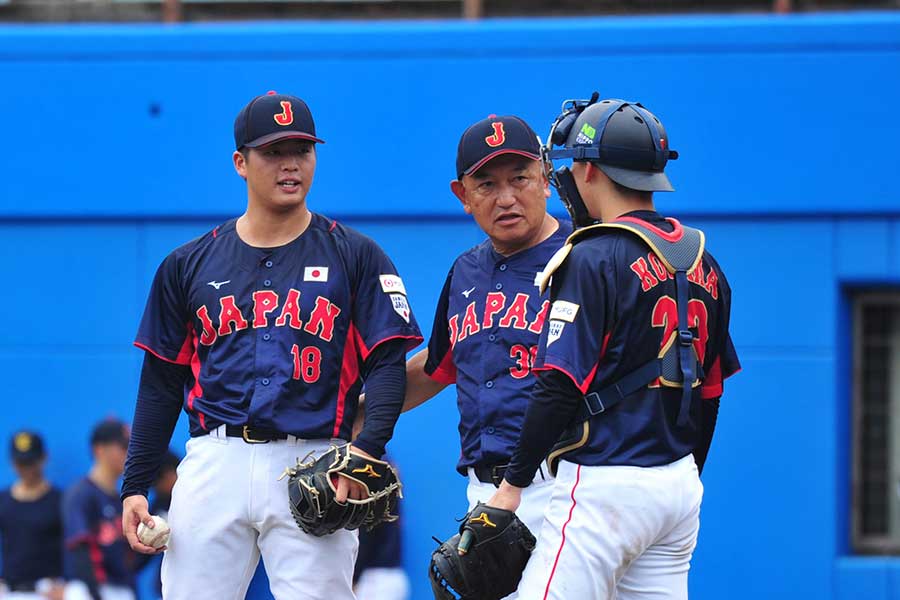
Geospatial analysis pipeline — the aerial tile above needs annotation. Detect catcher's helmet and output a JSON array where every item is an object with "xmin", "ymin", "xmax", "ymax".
[{"xmin": 548, "ymin": 98, "xmax": 678, "ymax": 193}]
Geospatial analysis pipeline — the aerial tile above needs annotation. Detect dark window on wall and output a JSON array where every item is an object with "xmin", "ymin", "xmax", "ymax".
[{"xmin": 853, "ymin": 294, "xmax": 900, "ymax": 553}]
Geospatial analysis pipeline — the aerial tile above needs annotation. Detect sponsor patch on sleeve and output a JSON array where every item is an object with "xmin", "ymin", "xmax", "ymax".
[
  {"xmin": 379, "ymin": 274, "xmax": 407, "ymax": 295},
  {"xmin": 390, "ymin": 293, "xmax": 411, "ymax": 323},
  {"xmin": 547, "ymin": 320, "xmax": 565, "ymax": 347},
  {"xmin": 549, "ymin": 300, "xmax": 580, "ymax": 323}
]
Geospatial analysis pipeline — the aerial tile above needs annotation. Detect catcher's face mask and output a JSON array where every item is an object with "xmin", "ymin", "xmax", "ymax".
[
  {"xmin": 543, "ymin": 92, "xmax": 601, "ymax": 229},
  {"xmin": 544, "ymin": 92, "xmax": 680, "ymax": 228}
]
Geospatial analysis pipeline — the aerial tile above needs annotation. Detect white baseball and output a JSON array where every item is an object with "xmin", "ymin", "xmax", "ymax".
[{"xmin": 137, "ymin": 515, "xmax": 170, "ymax": 549}]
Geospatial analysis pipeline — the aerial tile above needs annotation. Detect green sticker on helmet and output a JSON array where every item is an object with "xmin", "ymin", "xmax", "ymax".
[{"xmin": 580, "ymin": 123, "xmax": 597, "ymax": 141}]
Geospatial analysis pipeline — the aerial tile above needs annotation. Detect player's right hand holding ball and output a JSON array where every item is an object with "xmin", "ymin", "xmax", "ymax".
[{"xmin": 122, "ymin": 495, "xmax": 167, "ymax": 554}]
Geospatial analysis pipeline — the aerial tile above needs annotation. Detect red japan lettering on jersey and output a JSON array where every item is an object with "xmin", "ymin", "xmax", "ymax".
[
  {"xmin": 457, "ymin": 302, "xmax": 481, "ymax": 342},
  {"xmin": 274, "ymin": 101, "xmax": 294, "ymax": 126},
  {"xmin": 252, "ymin": 290, "xmax": 279, "ymax": 328},
  {"xmin": 218, "ymin": 296, "xmax": 249, "ymax": 336},
  {"xmin": 275, "ymin": 289, "xmax": 303, "ymax": 328},
  {"xmin": 197, "ymin": 289, "xmax": 341, "ymax": 344},
  {"xmin": 448, "ymin": 314, "xmax": 460, "ymax": 348},
  {"xmin": 483, "ymin": 292, "xmax": 506, "ymax": 328},
  {"xmin": 498, "ymin": 293, "xmax": 530, "ymax": 330},
  {"xmin": 197, "ymin": 305, "xmax": 217, "ymax": 345},
  {"xmin": 451, "ymin": 292, "xmax": 546, "ymax": 343},
  {"xmin": 528, "ymin": 300, "xmax": 550, "ymax": 334},
  {"xmin": 303, "ymin": 296, "xmax": 341, "ymax": 342},
  {"xmin": 484, "ymin": 122, "xmax": 506, "ymax": 147}
]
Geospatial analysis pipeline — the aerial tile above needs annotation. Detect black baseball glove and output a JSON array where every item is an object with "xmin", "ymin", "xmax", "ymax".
[
  {"xmin": 429, "ymin": 502, "xmax": 536, "ymax": 600},
  {"xmin": 282, "ymin": 443, "xmax": 402, "ymax": 537}
]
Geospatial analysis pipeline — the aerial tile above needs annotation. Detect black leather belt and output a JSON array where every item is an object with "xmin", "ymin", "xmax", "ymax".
[
  {"xmin": 224, "ymin": 425, "xmax": 289, "ymax": 444},
  {"xmin": 473, "ymin": 463, "xmax": 510, "ymax": 487},
  {"xmin": 473, "ymin": 462, "xmax": 547, "ymax": 487}
]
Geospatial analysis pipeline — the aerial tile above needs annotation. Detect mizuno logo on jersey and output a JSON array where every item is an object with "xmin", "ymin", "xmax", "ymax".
[
  {"xmin": 448, "ymin": 292, "xmax": 549, "ymax": 347},
  {"xmin": 194, "ymin": 289, "xmax": 342, "ymax": 346},
  {"xmin": 304, "ymin": 267, "xmax": 329, "ymax": 282},
  {"xmin": 207, "ymin": 280, "xmax": 231, "ymax": 290},
  {"xmin": 462, "ymin": 286, "xmax": 476, "ymax": 298}
]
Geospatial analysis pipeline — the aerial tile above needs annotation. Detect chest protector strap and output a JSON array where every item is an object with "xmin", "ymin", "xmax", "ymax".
[{"xmin": 542, "ymin": 219, "xmax": 705, "ymax": 429}]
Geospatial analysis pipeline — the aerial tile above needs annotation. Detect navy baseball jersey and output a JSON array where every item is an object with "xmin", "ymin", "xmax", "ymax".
[
  {"xmin": 425, "ymin": 222, "xmax": 572, "ymax": 473},
  {"xmin": 63, "ymin": 478, "xmax": 134, "ymax": 587},
  {"xmin": 536, "ymin": 212, "xmax": 740, "ymax": 466},
  {"xmin": 0, "ymin": 487, "xmax": 63, "ymax": 586},
  {"xmin": 135, "ymin": 214, "xmax": 423, "ymax": 440}
]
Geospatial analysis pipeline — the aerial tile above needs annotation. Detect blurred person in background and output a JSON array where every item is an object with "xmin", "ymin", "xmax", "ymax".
[
  {"xmin": 62, "ymin": 420, "xmax": 135, "ymax": 600},
  {"xmin": 0, "ymin": 431, "xmax": 64, "ymax": 599}
]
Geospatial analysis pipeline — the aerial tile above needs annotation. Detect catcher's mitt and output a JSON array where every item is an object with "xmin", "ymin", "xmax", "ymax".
[
  {"xmin": 282, "ymin": 443, "xmax": 402, "ymax": 537},
  {"xmin": 429, "ymin": 502, "xmax": 536, "ymax": 600}
]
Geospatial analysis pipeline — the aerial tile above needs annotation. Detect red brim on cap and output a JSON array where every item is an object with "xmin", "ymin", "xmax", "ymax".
[
  {"xmin": 463, "ymin": 149, "xmax": 541, "ymax": 177},
  {"xmin": 245, "ymin": 131, "xmax": 325, "ymax": 148}
]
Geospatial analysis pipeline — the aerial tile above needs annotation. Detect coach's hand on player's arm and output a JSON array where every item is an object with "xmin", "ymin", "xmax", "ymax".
[
  {"xmin": 122, "ymin": 495, "xmax": 166, "ymax": 555},
  {"xmin": 334, "ymin": 446, "xmax": 379, "ymax": 504},
  {"xmin": 486, "ymin": 480, "xmax": 524, "ymax": 513}
]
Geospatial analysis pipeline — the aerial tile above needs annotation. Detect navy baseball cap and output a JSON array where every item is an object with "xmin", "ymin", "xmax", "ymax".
[
  {"xmin": 10, "ymin": 430, "xmax": 45, "ymax": 465},
  {"xmin": 234, "ymin": 91, "xmax": 325, "ymax": 150},
  {"xmin": 90, "ymin": 419, "xmax": 129, "ymax": 448},
  {"xmin": 456, "ymin": 115, "xmax": 541, "ymax": 179}
]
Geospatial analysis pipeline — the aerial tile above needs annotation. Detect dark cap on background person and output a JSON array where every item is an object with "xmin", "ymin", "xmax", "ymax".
[
  {"xmin": 9, "ymin": 430, "xmax": 45, "ymax": 465},
  {"xmin": 455, "ymin": 114, "xmax": 541, "ymax": 179},
  {"xmin": 234, "ymin": 91, "xmax": 325, "ymax": 150},
  {"xmin": 90, "ymin": 419, "xmax": 130, "ymax": 448}
]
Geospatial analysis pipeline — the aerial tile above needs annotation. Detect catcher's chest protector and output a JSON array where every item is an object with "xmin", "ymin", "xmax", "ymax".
[{"xmin": 542, "ymin": 219, "xmax": 706, "ymax": 431}]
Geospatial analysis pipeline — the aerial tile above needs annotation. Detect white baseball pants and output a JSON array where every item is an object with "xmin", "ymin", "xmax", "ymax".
[
  {"xmin": 160, "ymin": 429, "xmax": 358, "ymax": 600},
  {"xmin": 517, "ymin": 454, "xmax": 703, "ymax": 600}
]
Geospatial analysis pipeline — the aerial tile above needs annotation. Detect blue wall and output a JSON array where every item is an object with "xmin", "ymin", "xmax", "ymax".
[{"xmin": 1, "ymin": 11, "xmax": 899, "ymax": 600}]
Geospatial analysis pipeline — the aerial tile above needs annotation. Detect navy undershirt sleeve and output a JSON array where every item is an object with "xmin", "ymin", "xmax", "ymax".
[
  {"xmin": 121, "ymin": 354, "xmax": 189, "ymax": 501},
  {"xmin": 353, "ymin": 339, "xmax": 407, "ymax": 458},
  {"xmin": 504, "ymin": 369, "xmax": 581, "ymax": 488},
  {"xmin": 693, "ymin": 396, "xmax": 720, "ymax": 475}
]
